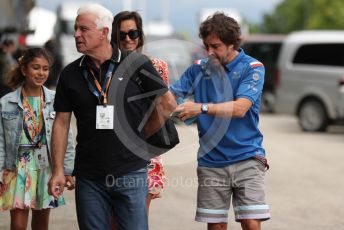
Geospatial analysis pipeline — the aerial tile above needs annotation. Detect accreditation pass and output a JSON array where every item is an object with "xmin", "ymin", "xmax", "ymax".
[{"xmin": 96, "ymin": 105, "xmax": 114, "ymax": 129}]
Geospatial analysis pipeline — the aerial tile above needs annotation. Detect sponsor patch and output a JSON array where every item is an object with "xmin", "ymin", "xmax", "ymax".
[
  {"xmin": 232, "ymin": 71, "xmax": 241, "ymax": 79},
  {"xmin": 252, "ymin": 73, "xmax": 260, "ymax": 81}
]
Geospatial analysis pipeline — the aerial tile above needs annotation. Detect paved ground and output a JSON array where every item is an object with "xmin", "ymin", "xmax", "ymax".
[{"xmin": 1, "ymin": 113, "xmax": 344, "ymax": 229}]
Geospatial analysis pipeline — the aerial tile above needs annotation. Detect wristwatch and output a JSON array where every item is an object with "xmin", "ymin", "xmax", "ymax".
[{"xmin": 201, "ymin": 104, "xmax": 209, "ymax": 114}]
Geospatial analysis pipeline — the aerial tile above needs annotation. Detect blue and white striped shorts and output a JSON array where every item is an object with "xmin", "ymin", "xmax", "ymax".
[{"xmin": 195, "ymin": 158, "xmax": 270, "ymax": 223}]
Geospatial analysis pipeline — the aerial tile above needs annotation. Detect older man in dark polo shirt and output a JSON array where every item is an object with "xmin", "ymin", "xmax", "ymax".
[{"xmin": 48, "ymin": 4, "xmax": 176, "ymax": 230}]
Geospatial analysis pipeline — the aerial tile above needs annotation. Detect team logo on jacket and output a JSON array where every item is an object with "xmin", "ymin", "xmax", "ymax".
[{"xmin": 252, "ymin": 73, "xmax": 260, "ymax": 81}]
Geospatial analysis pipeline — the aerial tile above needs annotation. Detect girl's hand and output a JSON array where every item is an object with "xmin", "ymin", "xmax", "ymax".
[
  {"xmin": 65, "ymin": 175, "xmax": 75, "ymax": 190},
  {"xmin": 150, "ymin": 193, "xmax": 161, "ymax": 199}
]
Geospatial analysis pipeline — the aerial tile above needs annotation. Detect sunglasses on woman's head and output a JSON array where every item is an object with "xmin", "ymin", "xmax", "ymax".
[{"xmin": 119, "ymin": 30, "xmax": 140, "ymax": 41}]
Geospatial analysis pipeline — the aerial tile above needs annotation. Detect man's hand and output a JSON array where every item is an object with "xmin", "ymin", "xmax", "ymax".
[
  {"xmin": 174, "ymin": 101, "xmax": 201, "ymax": 122},
  {"xmin": 144, "ymin": 91, "xmax": 176, "ymax": 137},
  {"xmin": 48, "ymin": 169, "xmax": 66, "ymax": 198},
  {"xmin": 65, "ymin": 175, "xmax": 75, "ymax": 190},
  {"xmin": 49, "ymin": 111, "xmax": 72, "ymax": 197}
]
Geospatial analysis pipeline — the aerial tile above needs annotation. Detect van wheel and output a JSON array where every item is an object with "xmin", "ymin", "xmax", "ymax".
[
  {"xmin": 261, "ymin": 91, "xmax": 276, "ymax": 113},
  {"xmin": 298, "ymin": 99, "xmax": 328, "ymax": 132}
]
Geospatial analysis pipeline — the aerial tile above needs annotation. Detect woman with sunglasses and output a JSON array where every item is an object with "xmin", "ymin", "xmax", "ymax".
[{"xmin": 111, "ymin": 10, "xmax": 168, "ymax": 221}]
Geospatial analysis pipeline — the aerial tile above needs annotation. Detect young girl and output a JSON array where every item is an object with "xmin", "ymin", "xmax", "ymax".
[{"xmin": 0, "ymin": 48, "xmax": 75, "ymax": 230}]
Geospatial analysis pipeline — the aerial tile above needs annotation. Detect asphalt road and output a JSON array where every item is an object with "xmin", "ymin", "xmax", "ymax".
[{"xmin": 1, "ymin": 113, "xmax": 343, "ymax": 229}]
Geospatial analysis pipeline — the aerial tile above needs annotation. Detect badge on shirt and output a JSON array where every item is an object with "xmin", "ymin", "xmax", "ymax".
[
  {"xmin": 50, "ymin": 111, "xmax": 56, "ymax": 119},
  {"xmin": 96, "ymin": 105, "xmax": 114, "ymax": 129},
  {"xmin": 34, "ymin": 146, "xmax": 49, "ymax": 169}
]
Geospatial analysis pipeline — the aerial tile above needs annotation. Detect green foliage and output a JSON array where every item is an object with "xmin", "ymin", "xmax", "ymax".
[
  {"xmin": 261, "ymin": 0, "xmax": 344, "ymax": 34},
  {"xmin": 247, "ymin": 22, "xmax": 261, "ymax": 34}
]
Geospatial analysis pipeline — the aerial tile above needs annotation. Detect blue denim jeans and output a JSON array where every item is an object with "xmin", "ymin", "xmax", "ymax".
[{"xmin": 75, "ymin": 167, "xmax": 149, "ymax": 230}]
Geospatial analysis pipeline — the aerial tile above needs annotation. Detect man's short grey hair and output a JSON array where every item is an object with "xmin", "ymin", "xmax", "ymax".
[{"xmin": 77, "ymin": 4, "xmax": 113, "ymax": 41}]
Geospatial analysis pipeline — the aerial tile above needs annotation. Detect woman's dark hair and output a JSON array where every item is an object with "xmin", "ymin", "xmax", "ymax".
[
  {"xmin": 6, "ymin": 47, "xmax": 52, "ymax": 89},
  {"xmin": 111, "ymin": 11, "xmax": 144, "ymax": 52},
  {"xmin": 199, "ymin": 12, "xmax": 241, "ymax": 49}
]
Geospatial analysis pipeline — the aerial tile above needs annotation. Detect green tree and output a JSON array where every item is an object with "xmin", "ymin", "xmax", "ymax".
[{"xmin": 261, "ymin": 0, "xmax": 344, "ymax": 34}]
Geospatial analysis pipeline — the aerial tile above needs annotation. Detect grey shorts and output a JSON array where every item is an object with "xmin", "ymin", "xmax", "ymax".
[{"xmin": 195, "ymin": 158, "xmax": 270, "ymax": 223}]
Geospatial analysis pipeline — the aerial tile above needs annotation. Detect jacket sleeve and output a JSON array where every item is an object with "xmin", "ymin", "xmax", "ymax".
[
  {"xmin": 63, "ymin": 126, "xmax": 75, "ymax": 176},
  {"xmin": 170, "ymin": 64, "xmax": 198, "ymax": 98}
]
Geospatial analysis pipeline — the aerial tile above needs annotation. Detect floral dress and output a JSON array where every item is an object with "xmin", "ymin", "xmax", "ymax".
[
  {"xmin": 147, "ymin": 58, "xmax": 168, "ymax": 197},
  {"xmin": 0, "ymin": 96, "xmax": 65, "ymax": 211}
]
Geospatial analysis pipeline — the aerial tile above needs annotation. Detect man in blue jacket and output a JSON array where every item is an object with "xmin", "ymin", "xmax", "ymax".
[{"xmin": 170, "ymin": 12, "xmax": 270, "ymax": 230}]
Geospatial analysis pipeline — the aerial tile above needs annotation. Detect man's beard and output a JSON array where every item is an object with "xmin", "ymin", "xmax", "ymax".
[{"xmin": 204, "ymin": 56, "xmax": 226, "ymax": 78}]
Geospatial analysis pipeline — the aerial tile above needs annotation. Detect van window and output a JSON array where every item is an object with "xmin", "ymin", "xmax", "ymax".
[
  {"xmin": 293, "ymin": 44, "xmax": 344, "ymax": 66},
  {"xmin": 242, "ymin": 42, "xmax": 282, "ymax": 92},
  {"xmin": 243, "ymin": 42, "xmax": 281, "ymax": 67}
]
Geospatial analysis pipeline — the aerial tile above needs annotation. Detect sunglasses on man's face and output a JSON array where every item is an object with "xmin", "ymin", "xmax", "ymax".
[{"xmin": 119, "ymin": 30, "xmax": 140, "ymax": 41}]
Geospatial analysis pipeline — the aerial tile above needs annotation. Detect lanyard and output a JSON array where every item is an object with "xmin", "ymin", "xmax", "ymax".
[
  {"xmin": 22, "ymin": 87, "xmax": 45, "ymax": 148},
  {"xmin": 83, "ymin": 62, "xmax": 115, "ymax": 105}
]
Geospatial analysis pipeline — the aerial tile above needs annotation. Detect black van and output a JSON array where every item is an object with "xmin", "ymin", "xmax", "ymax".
[{"xmin": 241, "ymin": 34, "xmax": 285, "ymax": 112}]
